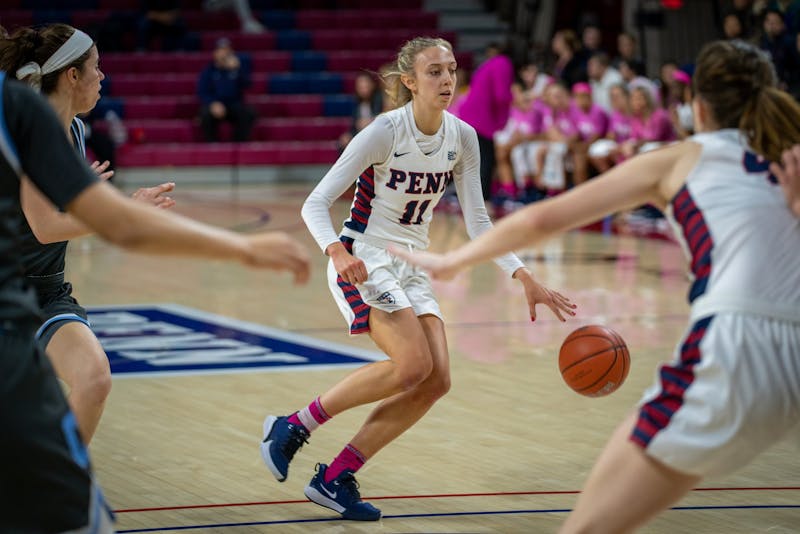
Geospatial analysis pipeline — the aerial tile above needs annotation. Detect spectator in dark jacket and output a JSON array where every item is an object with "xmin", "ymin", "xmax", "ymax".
[
  {"xmin": 758, "ymin": 9, "xmax": 800, "ymax": 95},
  {"xmin": 197, "ymin": 38, "xmax": 256, "ymax": 142}
]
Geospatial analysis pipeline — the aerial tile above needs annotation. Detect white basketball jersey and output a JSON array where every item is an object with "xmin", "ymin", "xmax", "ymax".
[
  {"xmin": 667, "ymin": 129, "xmax": 800, "ymax": 320},
  {"xmin": 340, "ymin": 103, "xmax": 461, "ymax": 250}
]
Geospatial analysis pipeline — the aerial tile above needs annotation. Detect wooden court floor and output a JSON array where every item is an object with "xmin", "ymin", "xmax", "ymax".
[{"xmin": 65, "ymin": 182, "xmax": 799, "ymax": 533}]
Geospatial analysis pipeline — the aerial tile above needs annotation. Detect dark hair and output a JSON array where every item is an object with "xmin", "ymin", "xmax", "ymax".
[
  {"xmin": 694, "ymin": 40, "xmax": 800, "ymax": 162},
  {"xmin": 589, "ymin": 51, "xmax": 610, "ymax": 66},
  {"xmin": 0, "ymin": 24, "xmax": 93, "ymax": 94}
]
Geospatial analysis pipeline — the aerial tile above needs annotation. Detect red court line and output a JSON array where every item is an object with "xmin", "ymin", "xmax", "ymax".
[{"xmin": 115, "ymin": 487, "xmax": 800, "ymax": 514}]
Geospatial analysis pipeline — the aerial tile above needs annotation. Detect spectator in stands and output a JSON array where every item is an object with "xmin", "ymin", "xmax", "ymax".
[
  {"xmin": 197, "ymin": 37, "xmax": 256, "ymax": 142},
  {"xmin": 721, "ymin": 11, "xmax": 747, "ymax": 39},
  {"xmin": 758, "ymin": 9, "xmax": 800, "ymax": 94},
  {"xmin": 658, "ymin": 59, "xmax": 679, "ymax": 108},
  {"xmin": 668, "ymin": 69, "xmax": 694, "ymax": 139},
  {"xmin": 338, "ymin": 72, "xmax": 383, "ymax": 152},
  {"xmin": 516, "ymin": 59, "xmax": 551, "ymax": 100},
  {"xmin": 578, "ymin": 24, "xmax": 603, "ymax": 68},
  {"xmin": 587, "ymin": 51, "xmax": 623, "ymax": 112},
  {"xmin": 570, "ymin": 82, "xmax": 608, "ymax": 185},
  {"xmin": 531, "ymin": 82, "xmax": 578, "ymax": 193},
  {"xmin": 617, "ymin": 57, "xmax": 647, "ymax": 84},
  {"xmin": 137, "ymin": 0, "xmax": 187, "ymax": 52},
  {"xmin": 588, "ymin": 83, "xmax": 632, "ymax": 173},
  {"xmin": 730, "ymin": 0, "xmax": 759, "ymax": 37},
  {"xmin": 614, "ymin": 31, "xmax": 646, "ymax": 77},
  {"xmin": 492, "ymin": 69, "xmax": 545, "ymax": 210},
  {"xmin": 203, "ymin": 0, "xmax": 266, "ymax": 34},
  {"xmin": 623, "ymin": 85, "xmax": 676, "ymax": 157},
  {"xmin": 551, "ymin": 29, "xmax": 587, "ymax": 89},
  {"xmin": 764, "ymin": 0, "xmax": 800, "ymax": 34},
  {"xmin": 457, "ymin": 41, "xmax": 515, "ymax": 199}
]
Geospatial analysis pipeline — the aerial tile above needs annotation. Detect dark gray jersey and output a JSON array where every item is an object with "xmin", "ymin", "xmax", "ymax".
[
  {"xmin": 0, "ymin": 73, "xmax": 97, "ymax": 321},
  {"xmin": 15, "ymin": 117, "xmax": 86, "ymax": 277}
]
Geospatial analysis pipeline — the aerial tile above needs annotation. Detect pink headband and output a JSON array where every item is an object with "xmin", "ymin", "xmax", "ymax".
[
  {"xmin": 673, "ymin": 70, "xmax": 691, "ymax": 85},
  {"xmin": 572, "ymin": 82, "xmax": 591, "ymax": 95}
]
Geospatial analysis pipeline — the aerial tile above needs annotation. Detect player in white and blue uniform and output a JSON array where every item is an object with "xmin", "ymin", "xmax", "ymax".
[
  {"xmin": 260, "ymin": 37, "xmax": 576, "ymax": 521},
  {"xmin": 391, "ymin": 40, "xmax": 800, "ymax": 533}
]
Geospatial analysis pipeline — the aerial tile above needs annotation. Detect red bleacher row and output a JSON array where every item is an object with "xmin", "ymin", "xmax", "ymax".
[
  {"xmin": 0, "ymin": 1, "xmax": 462, "ymax": 167},
  {"xmin": 113, "ymin": 141, "xmax": 339, "ymax": 167},
  {"xmin": 108, "ymin": 117, "xmax": 350, "ymax": 143}
]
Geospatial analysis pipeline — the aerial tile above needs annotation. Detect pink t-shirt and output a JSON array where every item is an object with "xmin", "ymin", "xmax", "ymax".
[
  {"xmin": 507, "ymin": 104, "xmax": 541, "ymax": 135},
  {"xmin": 629, "ymin": 108, "xmax": 676, "ymax": 142},
  {"xmin": 538, "ymin": 106, "xmax": 578, "ymax": 138},
  {"xmin": 570, "ymin": 103, "xmax": 609, "ymax": 142},
  {"xmin": 608, "ymin": 111, "xmax": 632, "ymax": 143}
]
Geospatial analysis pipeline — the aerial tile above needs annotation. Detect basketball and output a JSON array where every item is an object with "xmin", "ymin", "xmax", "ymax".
[{"xmin": 559, "ymin": 325, "xmax": 630, "ymax": 397}]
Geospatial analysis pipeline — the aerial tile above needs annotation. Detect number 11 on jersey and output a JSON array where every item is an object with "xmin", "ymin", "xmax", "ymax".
[{"xmin": 399, "ymin": 199, "xmax": 432, "ymax": 225}]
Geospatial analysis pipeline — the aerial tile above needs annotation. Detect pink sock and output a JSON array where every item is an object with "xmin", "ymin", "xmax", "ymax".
[
  {"xmin": 287, "ymin": 396, "xmax": 330, "ymax": 433},
  {"xmin": 499, "ymin": 183, "xmax": 515, "ymax": 196},
  {"xmin": 325, "ymin": 444, "xmax": 366, "ymax": 483}
]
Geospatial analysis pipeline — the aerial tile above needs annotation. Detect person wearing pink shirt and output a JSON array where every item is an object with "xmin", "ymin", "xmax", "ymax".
[
  {"xmin": 457, "ymin": 46, "xmax": 515, "ymax": 199},
  {"xmin": 491, "ymin": 62, "xmax": 552, "ymax": 210},
  {"xmin": 531, "ymin": 82, "xmax": 578, "ymax": 192},
  {"xmin": 569, "ymin": 82, "xmax": 608, "ymax": 185},
  {"xmin": 621, "ymin": 85, "xmax": 677, "ymax": 158},
  {"xmin": 589, "ymin": 83, "xmax": 633, "ymax": 172}
]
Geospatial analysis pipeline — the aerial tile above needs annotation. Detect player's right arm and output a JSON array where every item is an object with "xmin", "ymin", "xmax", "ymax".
[
  {"xmin": 300, "ymin": 116, "xmax": 392, "ymax": 285},
  {"xmin": 393, "ymin": 141, "xmax": 698, "ymax": 279},
  {"xmin": 770, "ymin": 145, "xmax": 800, "ymax": 217},
  {"xmin": 7, "ymin": 79, "xmax": 310, "ymax": 283}
]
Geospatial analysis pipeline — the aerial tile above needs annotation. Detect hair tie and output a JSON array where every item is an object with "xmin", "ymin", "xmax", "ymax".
[{"xmin": 15, "ymin": 61, "xmax": 42, "ymax": 90}]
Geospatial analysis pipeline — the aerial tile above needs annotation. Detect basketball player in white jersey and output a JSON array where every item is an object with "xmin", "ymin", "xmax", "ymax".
[
  {"xmin": 392, "ymin": 40, "xmax": 800, "ymax": 533},
  {"xmin": 260, "ymin": 36, "xmax": 576, "ymax": 520}
]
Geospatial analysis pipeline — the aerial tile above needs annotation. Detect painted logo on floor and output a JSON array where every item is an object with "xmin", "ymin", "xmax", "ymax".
[{"xmin": 87, "ymin": 304, "xmax": 384, "ymax": 377}]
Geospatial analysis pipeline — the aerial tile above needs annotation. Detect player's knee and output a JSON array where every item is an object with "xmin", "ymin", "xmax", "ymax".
[
  {"xmin": 396, "ymin": 355, "xmax": 433, "ymax": 391},
  {"xmin": 426, "ymin": 372, "xmax": 451, "ymax": 402},
  {"xmin": 80, "ymin": 360, "xmax": 112, "ymax": 403}
]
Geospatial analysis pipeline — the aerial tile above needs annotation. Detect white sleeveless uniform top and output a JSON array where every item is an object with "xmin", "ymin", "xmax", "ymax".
[
  {"xmin": 302, "ymin": 102, "xmax": 524, "ymax": 276},
  {"xmin": 667, "ymin": 129, "xmax": 800, "ymax": 322}
]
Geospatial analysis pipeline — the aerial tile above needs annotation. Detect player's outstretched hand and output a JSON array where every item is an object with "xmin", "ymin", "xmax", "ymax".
[
  {"xmin": 770, "ymin": 145, "xmax": 800, "ymax": 218},
  {"xmin": 388, "ymin": 246, "xmax": 461, "ymax": 280},
  {"xmin": 90, "ymin": 160, "xmax": 115, "ymax": 181},
  {"xmin": 132, "ymin": 182, "xmax": 176, "ymax": 210},
  {"xmin": 244, "ymin": 232, "xmax": 311, "ymax": 285},
  {"xmin": 514, "ymin": 268, "xmax": 576, "ymax": 322}
]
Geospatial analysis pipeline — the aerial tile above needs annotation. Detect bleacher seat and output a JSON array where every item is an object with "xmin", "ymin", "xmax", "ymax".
[{"xmin": 3, "ymin": 1, "xmax": 469, "ymax": 167}]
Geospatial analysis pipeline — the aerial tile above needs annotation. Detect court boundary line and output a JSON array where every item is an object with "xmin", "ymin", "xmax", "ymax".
[
  {"xmin": 116, "ymin": 504, "xmax": 800, "ymax": 533},
  {"xmin": 114, "ymin": 486, "xmax": 800, "ymax": 513}
]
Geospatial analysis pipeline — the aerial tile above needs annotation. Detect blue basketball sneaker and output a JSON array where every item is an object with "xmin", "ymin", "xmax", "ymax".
[
  {"xmin": 304, "ymin": 463, "xmax": 381, "ymax": 521},
  {"xmin": 260, "ymin": 415, "xmax": 309, "ymax": 482}
]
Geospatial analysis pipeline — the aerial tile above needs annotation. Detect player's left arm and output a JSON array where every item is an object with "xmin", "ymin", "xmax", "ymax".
[{"xmin": 452, "ymin": 122, "xmax": 575, "ymax": 321}]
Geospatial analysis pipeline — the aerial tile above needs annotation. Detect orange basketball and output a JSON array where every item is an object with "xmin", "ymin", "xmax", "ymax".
[{"xmin": 559, "ymin": 325, "xmax": 630, "ymax": 397}]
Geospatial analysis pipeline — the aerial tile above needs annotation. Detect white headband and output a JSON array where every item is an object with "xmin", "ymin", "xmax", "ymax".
[{"xmin": 15, "ymin": 29, "xmax": 93, "ymax": 89}]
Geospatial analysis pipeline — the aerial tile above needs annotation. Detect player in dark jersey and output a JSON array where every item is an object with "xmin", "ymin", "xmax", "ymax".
[
  {"xmin": 0, "ymin": 73, "xmax": 309, "ymax": 532},
  {"xmin": 0, "ymin": 24, "xmax": 178, "ymax": 443}
]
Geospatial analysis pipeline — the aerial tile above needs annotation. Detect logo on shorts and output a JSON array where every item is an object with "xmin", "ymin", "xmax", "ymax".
[
  {"xmin": 377, "ymin": 292, "xmax": 396, "ymax": 305},
  {"xmin": 447, "ymin": 150, "xmax": 457, "ymax": 160}
]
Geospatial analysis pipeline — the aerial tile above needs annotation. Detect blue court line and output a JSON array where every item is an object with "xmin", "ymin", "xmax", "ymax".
[{"xmin": 117, "ymin": 504, "xmax": 800, "ymax": 532}]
